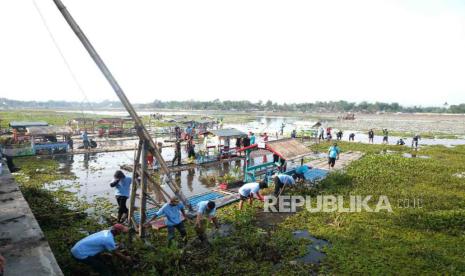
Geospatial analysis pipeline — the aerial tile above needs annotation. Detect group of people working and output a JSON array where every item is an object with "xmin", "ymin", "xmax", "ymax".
[
  {"xmin": 318, "ymin": 127, "xmax": 421, "ymax": 148},
  {"xmin": 71, "ymin": 169, "xmax": 219, "ymax": 275}
]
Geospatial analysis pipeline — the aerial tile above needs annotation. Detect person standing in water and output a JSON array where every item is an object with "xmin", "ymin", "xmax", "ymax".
[
  {"xmin": 172, "ymin": 139, "xmax": 182, "ymax": 166},
  {"xmin": 412, "ymin": 134, "xmax": 421, "ymax": 149}
]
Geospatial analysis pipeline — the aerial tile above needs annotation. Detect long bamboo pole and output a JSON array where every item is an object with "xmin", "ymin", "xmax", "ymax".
[
  {"xmin": 139, "ymin": 141, "xmax": 147, "ymax": 237},
  {"xmin": 128, "ymin": 140, "xmax": 142, "ymax": 228},
  {"xmin": 52, "ymin": 0, "xmax": 190, "ymax": 209}
]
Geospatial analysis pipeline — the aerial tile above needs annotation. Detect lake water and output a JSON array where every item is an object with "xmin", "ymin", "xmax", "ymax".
[{"xmin": 45, "ymin": 110, "xmax": 465, "ymax": 207}]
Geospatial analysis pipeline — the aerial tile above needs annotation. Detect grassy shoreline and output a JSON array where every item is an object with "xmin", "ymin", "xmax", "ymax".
[{"xmin": 11, "ymin": 140, "xmax": 465, "ymax": 274}]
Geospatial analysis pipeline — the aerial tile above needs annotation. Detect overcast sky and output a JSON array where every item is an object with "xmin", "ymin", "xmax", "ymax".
[{"xmin": 1, "ymin": 0, "xmax": 465, "ymax": 106}]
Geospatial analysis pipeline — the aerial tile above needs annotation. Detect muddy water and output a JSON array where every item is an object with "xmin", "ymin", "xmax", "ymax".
[{"xmin": 44, "ymin": 147, "xmax": 274, "ymax": 205}]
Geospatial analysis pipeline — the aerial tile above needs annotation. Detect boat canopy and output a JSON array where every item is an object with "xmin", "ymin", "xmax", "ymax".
[
  {"xmin": 265, "ymin": 138, "xmax": 313, "ymax": 160},
  {"xmin": 9, "ymin": 121, "xmax": 48, "ymax": 129},
  {"xmin": 209, "ymin": 128, "xmax": 247, "ymax": 139},
  {"xmin": 26, "ymin": 126, "xmax": 73, "ymax": 136}
]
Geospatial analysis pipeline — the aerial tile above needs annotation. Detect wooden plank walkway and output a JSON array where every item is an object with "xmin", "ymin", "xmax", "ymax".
[{"xmin": 306, "ymin": 151, "xmax": 364, "ymax": 171}]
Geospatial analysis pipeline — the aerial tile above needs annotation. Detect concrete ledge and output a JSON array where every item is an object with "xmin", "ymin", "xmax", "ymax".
[{"xmin": 0, "ymin": 160, "xmax": 63, "ymax": 275}]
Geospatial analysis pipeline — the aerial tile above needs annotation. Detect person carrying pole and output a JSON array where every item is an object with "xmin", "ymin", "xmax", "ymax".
[
  {"xmin": 238, "ymin": 180, "xmax": 268, "ymax": 210},
  {"xmin": 144, "ymin": 197, "xmax": 187, "ymax": 246},
  {"xmin": 71, "ymin": 224, "xmax": 131, "ymax": 276}
]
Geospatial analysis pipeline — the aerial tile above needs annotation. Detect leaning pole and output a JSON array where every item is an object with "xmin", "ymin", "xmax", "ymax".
[{"xmin": 51, "ymin": 0, "xmax": 190, "ymax": 210}]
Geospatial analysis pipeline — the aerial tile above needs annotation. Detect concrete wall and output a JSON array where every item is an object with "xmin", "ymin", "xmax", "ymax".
[{"xmin": 0, "ymin": 160, "xmax": 63, "ymax": 275}]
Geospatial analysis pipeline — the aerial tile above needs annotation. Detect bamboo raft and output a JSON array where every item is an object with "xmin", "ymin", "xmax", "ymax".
[{"xmin": 135, "ymin": 190, "xmax": 240, "ymax": 229}]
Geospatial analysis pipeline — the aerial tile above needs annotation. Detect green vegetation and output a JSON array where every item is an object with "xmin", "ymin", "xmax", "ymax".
[
  {"xmin": 12, "ymin": 141, "xmax": 465, "ymax": 274},
  {"xmin": 13, "ymin": 157, "xmax": 112, "ymax": 275},
  {"xmin": 298, "ymin": 141, "xmax": 465, "ymax": 274},
  {"xmin": 13, "ymin": 157, "xmax": 311, "ymax": 275},
  {"xmin": 0, "ymin": 110, "xmax": 100, "ymax": 129}
]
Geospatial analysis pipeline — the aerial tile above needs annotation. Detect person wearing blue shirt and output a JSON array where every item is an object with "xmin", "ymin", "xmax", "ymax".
[
  {"xmin": 273, "ymin": 174, "xmax": 296, "ymax": 196},
  {"xmin": 249, "ymin": 132, "xmax": 256, "ymax": 144},
  {"xmin": 238, "ymin": 180, "xmax": 268, "ymax": 210},
  {"xmin": 328, "ymin": 142, "xmax": 341, "ymax": 169},
  {"xmin": 71, "ymin": 224, "xmax": 130, "ymax": 275},
  {"xmin": 195, "ymin": 200, "xmax": 219, "ymax": 243},
  {"xmin": 145, "ymin": 197, "xmax": 187, "ymax": 245},
  {"xmin": 110, "ymin": 170, "xmax": 132, "ymax": 223},
  {"xmin": 294, "ymin": 165, "xmax": 311, "ymax": 181}
]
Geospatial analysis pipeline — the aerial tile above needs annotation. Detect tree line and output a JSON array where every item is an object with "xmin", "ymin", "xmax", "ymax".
[{"xmin": 1, "ymin": 97, "xmax": 465, "ymax": 114}]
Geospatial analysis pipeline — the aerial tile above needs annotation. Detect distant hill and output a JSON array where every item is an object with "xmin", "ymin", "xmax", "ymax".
[{"xmin": 1, "ymin": 97, "xmax": 464, "ymax": 114}]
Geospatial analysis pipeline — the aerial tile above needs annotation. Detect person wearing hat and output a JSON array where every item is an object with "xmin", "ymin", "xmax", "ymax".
[
  {"xmin": 144, "ymin": 197, "xmax": 187, "ymax": 245},
  {"xmin": 273, "ymin": 174, "xmax": 296, "ymax": 196},
  {"xmin": 71, "ymin": 224, "xmax": 131, "ymax": 275},
  {"xmin": 238, "ymin": 180, "xmax": 268, "ymax": 210},
  {"xmin": 195, "ymin": 200, "xmax": 219, "ymax": 243},
  {"xmin": 110, "ymin": 170, "xmax": 132, "ymax": 223},
  {"xmin": 328, "ymin": 142, "xmax": 341, "ymax": 170}
]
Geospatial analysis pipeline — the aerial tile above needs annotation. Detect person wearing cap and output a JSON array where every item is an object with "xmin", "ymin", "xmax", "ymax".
[
  {"xmin": 71, "ymin": 224, "xmax": 130, "ymax": 275},
  {"xmin": 144, "ymin": 197, "xmax": 187, "ymax": 245},
  {"xmin": 195, "ymin": 200, "xmax": 219, "ymax": 243},
  {"xmin": 110, "ymin": 170, "xmax": 132, "ymax": 223},
  {"xmin": 238, "ymin": 180, "xmax": 268, "ymax": 210},
  {"xmin": 328, "ymin": 142, "xmax": 341, "ymax": 170},
  {"xmin": 273, "ymin": 174, "xmax": 296, "ymax": 196}
]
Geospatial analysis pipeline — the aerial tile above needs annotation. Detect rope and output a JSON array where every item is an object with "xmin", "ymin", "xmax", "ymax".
[
  {"xmin": 31, "ymin": 0, "xmax": 95, "ymax": 117},
  {"xmin": 32, "ymin": 0, "xmax": 137, "ymax": 162}
]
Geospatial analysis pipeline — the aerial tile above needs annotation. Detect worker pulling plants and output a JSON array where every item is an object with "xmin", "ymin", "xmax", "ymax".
[
  {"xmin": 195, "ymin": 200, "xmax": 219, "ymax": 244},
  {"xmin": 71, "ymin": 224, "xmax": 131, "ymax": 276},
  {"xmin": 273, "ymin": 173, "xmax": 295, "ymax": 196},
  {"xmin": 144, "ymin": 197, "xmax": 188, "ymax": 246},
  {"xmin": 238, "ymin": 180, "xmax": 268, "ymax": 210}
]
